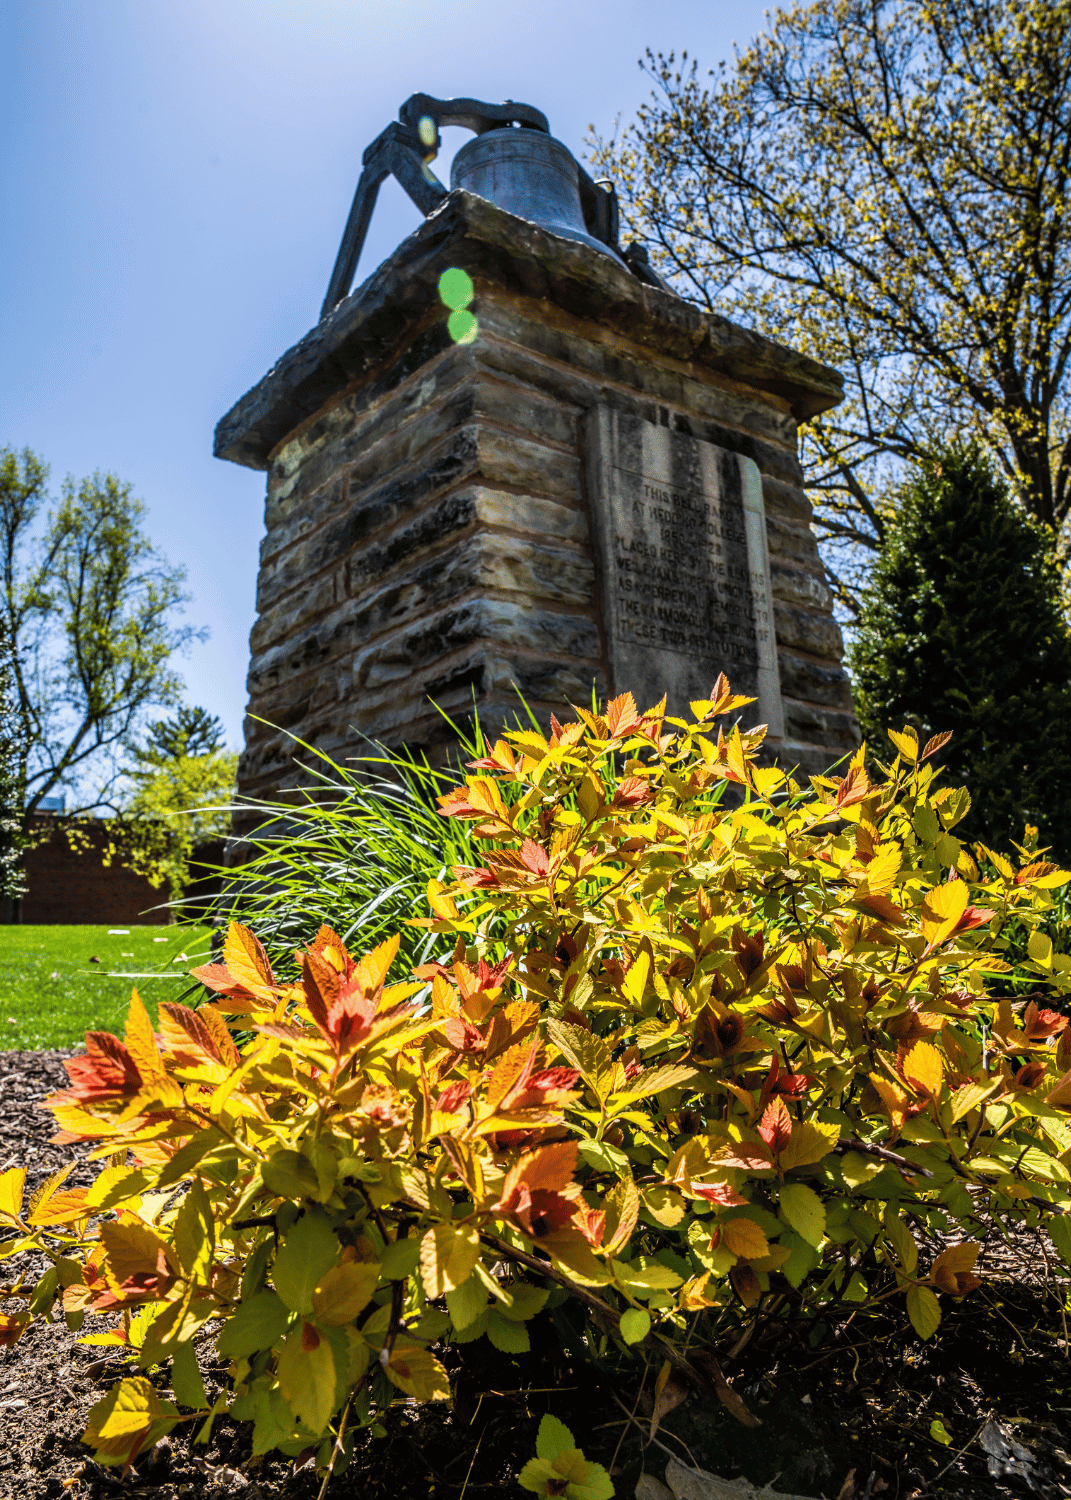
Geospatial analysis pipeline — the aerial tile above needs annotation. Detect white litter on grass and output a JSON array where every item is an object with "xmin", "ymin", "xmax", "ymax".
[
  {"xmin": 153, "ymin": 937, "xmax": 168, "ymax": 943},
  {"xmin": 172, "ymin": 953, "xmax": 189, "ymax": 963},
  {"xmin": 107, "ymin": 929, "xmax": 130, "ymax": 936}
]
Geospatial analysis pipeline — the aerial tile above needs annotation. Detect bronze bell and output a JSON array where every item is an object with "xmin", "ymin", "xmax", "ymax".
[
  {"xmin": 321, "ymin": 92, "xmax": 662, "ymax": 321},
  {"xmin": 449, "ymin": 125, "xmax": 625, "ymax": 267}
]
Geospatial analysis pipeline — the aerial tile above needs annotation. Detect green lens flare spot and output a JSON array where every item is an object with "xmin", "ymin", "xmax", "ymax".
[
  {"xmin": 438, "ymin": 268, "xmax": 474, "ymax": 310},
  {"xmin": 418, "ymin": 115, "xmax": 437, "ymax": 148},
  {"xmin": 447, "ymin": 309, "xmax": 479, "ymax": 345}
]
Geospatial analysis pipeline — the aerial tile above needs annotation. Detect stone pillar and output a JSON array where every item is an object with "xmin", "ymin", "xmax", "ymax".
[{"xmin": 215, "ymin": 190, "xmax": 858, "ymax": 802}]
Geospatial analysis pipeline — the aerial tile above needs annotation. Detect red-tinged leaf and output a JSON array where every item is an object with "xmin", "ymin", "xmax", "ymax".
[
  {"xmin": 692, "ymin": 1181, "xmax": 748, "ymax": 1207},
  {"xmin": 921, "ymin": 731, "xmax": 953, "ymax": 761},
  {"xmin": 758, "ymin": 1098, "xmax": 792, "ymax": 1156},
  {"xmin": 158, "ymin": 1003, "xmax": 222, "ymax": 1066},
  {"xmin": 519, "ymin": 839, "xmax": 550, "ymax": 878},
  {"xmin": 1016, "ymin": 861, "xmax": 1060, "ymax": 884},
  {"xmin": 1024, "ymin": 1002, "xmax": 1068, "ymax": 1040},
  {"xmin": 854, "ymin": 893, "xmax": 905, "ymax": 925},
  {"xmin": 62, "ymin": 1034, "xmax": 143, "ymax": 1104},
  {"xmin": 605, "ymin": 692, "xmax": 641, "ymax": 737},
  {"xmin": 434, "ymin": 1080, "xmax": 472, "ymax": 1114},
  {"xmin": 443, "ymin": 1017, "xmax": 486, "ymax": 1053},
  {"xmin": 0, "ymin": 1313, "xmax": 30, "ymax": 1348},
  {"xmin": 301, "ymin": 949, "xmax": 340, "ymax": 1042},
  {"xmin": 453, "ymin": 865, "xmax": 500, "ymax": 888},
  {"xmin": 611, "ymin": 776, "xmax": 652, "ymax": 809},
  {"xmin": 188, "ymin": 963, "xmax": 259, "ymax": 1012},
  {"xmin": 713, "ymin": 1142, "xmax": 774, "ymax": 1173},
  {"xmin": 956, "ymin": 905, "xmax": 995, "ymax": 932},
  {"xmin": 834, "ymin": 765, "xmax": 871, "ymax": 808}
]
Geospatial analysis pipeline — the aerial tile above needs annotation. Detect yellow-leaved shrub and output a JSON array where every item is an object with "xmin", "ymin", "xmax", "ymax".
[{"xmin": 3, "ymin": 678, "xmax": 1071, "ymax": 1474}]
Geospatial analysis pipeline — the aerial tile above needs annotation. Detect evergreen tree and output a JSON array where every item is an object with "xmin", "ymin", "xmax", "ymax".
[{"xmin": 850, "ymin": 445, "xmax": 1071, "ymax": 861}]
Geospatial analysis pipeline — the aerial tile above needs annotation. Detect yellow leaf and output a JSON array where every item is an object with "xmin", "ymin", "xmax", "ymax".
[
  {"xmin": 355, "ymin": 933, "xmax": 401, "ymax": 992},
  {"xmin": 420, "ymin": 1223, "xmax": 481, "ymax": 1299},
  {"xmin": 123, "ymin": 988, "xmax": 161, "ymax": 1076},
  {"xmin": 777, "ymin": 1120, "xmax": 839, "ymax": 1172},
  {"xmin": 100, "ymin": 1220, "xmax": 173, "ymax": 1284},
  {"xmin": 861, "ymin": 843, "xmax": 902, "ymax": 897},
  {"xmin": 722, "ymin": 1218, "xmax": 770, "ymax": 1261},
  {"xmin": 622, "ymin": 950, "xmax": 651, "ymax": 1005},
  {"xmin": 887, "ymin": 727, "xmax": 918, "ymax": 762},
  {"xmin": 0, "ymin": 1167, "xmax": 25, "ymax": 1220},
  {"xmin": 277, "ymin": 1324, "xmax": 336, "ymax": 1435},
  {"xmin": 976, "ymin": 844, "xmax": 1014, "ymax": 881},
  {"xmin": 427, "ymin": 880, "xmax": 460, "ymax": 920},
  {"xmin": 902, "ymin": 1041, "xmax": 944, "ymax": 1101},
  {"xmin": 385, "ymin": 1344, "xmax": 451, "ymax": 1401},
  {"xmin": 223, "ymin": 923, "xmax": 276, "ymax": 1001},
  {"xmin": 84, "ymin": 1376, "xmax": 162, "ymax": 1441},
  {"xmin": 920, "ymin": 881, "xmax": 968, "ymax": 944},
  {"xmin": 312, "ymin": 1261, "xmax": 380, "ymax": 1324},
  {"xmin": 1028, "ymin": 930, "xmax": 1053, "ymax": 967}
]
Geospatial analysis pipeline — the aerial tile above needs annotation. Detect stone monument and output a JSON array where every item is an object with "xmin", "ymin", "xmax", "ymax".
[{"xmin": 214, "ymin": 94, "xmax": 858, "ymax": 802}]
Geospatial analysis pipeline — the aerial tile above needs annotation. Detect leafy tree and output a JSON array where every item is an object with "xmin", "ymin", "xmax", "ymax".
[
  {"xmin": 116, "ymin": 706, "xmax": 237, "ymax": 900},
  {"xmin": 591, "ymin": 0, "xmax": 1071, "ymax": 608},
  {"xmin": 0, "ymin": 609, "xmax": 24, "ymax": 905},
  {"xmin": 850, "ymin": 444, "xmax": 1071, "ymax": 858},
  {"xmin": 0, "ymin": 445, "xmax": 204, "ymax": 816}
]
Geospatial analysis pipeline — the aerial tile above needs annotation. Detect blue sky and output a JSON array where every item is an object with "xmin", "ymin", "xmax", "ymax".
[{"xmin": 0, "ymin": 0, "xmax": 771, "ymax": 751}]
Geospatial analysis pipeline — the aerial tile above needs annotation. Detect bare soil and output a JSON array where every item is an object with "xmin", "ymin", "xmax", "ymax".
[{"xmin": 2, "ymin": 1050, "xmax": 1070, "ymax": 1500}]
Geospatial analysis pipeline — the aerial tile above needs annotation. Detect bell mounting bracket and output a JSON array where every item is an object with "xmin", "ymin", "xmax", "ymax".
[{"xmin": 320, "ymin": 92, "xmax": 664, "ymax": 321}]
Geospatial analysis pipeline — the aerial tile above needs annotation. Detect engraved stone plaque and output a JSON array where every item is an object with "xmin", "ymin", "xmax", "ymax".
[{"xmin": 585, "ymin": 408, "xmax": 784, "ymax": 736}]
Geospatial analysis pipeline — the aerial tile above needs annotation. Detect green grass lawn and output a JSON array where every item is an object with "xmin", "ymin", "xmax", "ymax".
[{"xmin": 0, "ymin": 924, "xmax": 216, "ymax": 1051}]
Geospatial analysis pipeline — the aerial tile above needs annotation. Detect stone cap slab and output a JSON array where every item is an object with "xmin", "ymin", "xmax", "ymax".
[{"xmin": 214, "ymin": 190, "xmax": 844, "ymax": 471}]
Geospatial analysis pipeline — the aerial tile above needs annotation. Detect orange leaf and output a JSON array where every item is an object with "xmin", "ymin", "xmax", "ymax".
[
  {"xmin": 930, "ymin": 1241, "xmax": 981, "ymax": 1295},
  {"xmin": 517, "ymin": 1140, "xmax": 578, "ymax": 1194},
  {"xmin": 902, "ymin": 1041, "xmax": 944, "ymax": 1100},
  {"xmin": 722, "ymin": 1218, "xmax": 770, "ymax": 1261},
  {"xmin": 223, "ymin": 923, "xmax": 276, "ymax": 1000}
]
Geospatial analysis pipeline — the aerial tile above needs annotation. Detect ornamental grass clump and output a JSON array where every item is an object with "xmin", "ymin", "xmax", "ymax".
[{"xmin": 3, "ymin": 676, "xmax": 1071, "ymax": 1479}]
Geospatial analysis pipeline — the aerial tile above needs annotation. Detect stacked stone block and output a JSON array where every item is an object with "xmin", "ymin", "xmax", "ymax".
[{"xmin": 215, "ymin": 191, "xmax": 858, "ymax": 802}]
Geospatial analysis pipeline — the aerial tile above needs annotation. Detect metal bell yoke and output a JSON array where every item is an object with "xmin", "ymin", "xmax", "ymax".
[{"xmin": 320, "ymin": 92, "xmax": 667, "ymax": 321}]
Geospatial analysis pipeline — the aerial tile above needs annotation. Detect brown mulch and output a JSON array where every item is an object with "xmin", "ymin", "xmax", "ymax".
[{"xmin": 2, "ymin": 1050, "xmax": 1071, "ymax": 1500}]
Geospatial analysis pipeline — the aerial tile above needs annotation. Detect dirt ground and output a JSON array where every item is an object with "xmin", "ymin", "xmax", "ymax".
[{"xmin": 2, "ymin": 1049, "xmax": 1070, "ymax": 1500}]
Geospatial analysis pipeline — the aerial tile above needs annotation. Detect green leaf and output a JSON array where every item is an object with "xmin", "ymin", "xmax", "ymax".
[
  {"xmin": 486, "ymin": 1309, "xmax": 530, "ymax": 1352},
  {"xmin": 1049, "ymin": 1213, "xmax": 1071, "ymax": 1268},
  {"xmin": 498, "ymin": 1283, "xmax": 549, "ymax": 1323},
  {"xmin": 536, "ymin": 1413, "xmax": 576, "ymax": 1461},
  {"xmin": 780, "ymin": 1230, "xmax": 819, "ymax": 1289},
  {"xmin": 156, "ymin": 1132, "xmax": 221, "ymax": 1191},
  {"xmin": 930, "ymin": 1418, "xmax": 953, "ymax": 1446},
  {"xmin": 272, "ymin": 1211, "xmax": 339, "ymax": 1315},
  {"xmin": 251, "ymin": 1381, "xmax": 301, "ymax": 1456},
  {"xmin": 277, "ymin": 1324, "xmax": 337, "ymax": 1436},
  {"xmin": 379, "ymin": 1235, "xmax": 421, "ymax": 1281},
  {"xmin": 217, "ymin": 1291, "xmax": 292, "ymax": 1358},
  {"xmin": 906, "ymin": 1284, "xmax": 941, "ymax": 1340},
  {"xmin": 262, "ymin": 1150, "xmax": 321, "ymax": 1202},
  {"xmin": 619, "ymin": 1308, "xmax": 651, "ymax": 1344},
  {"xmin": 882, "ymin": 1211, "xmax": 919, "ymax": 1275},
  {"xmin": 778, "ymin": 1182, "xmax": 825, "ymax": 1247},
  {"xmin": 170, "ymin": 1341, "xmax": 207, "ymax": 1410},
  {"xmin": 445, "ymin": 1274, "xmax": 488, "ymax": 1332}
]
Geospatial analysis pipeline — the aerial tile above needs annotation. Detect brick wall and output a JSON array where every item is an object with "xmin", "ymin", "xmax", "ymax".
[{"xmin": 18, "ymin": 820, "xmax": 169, "ymax": 925}]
